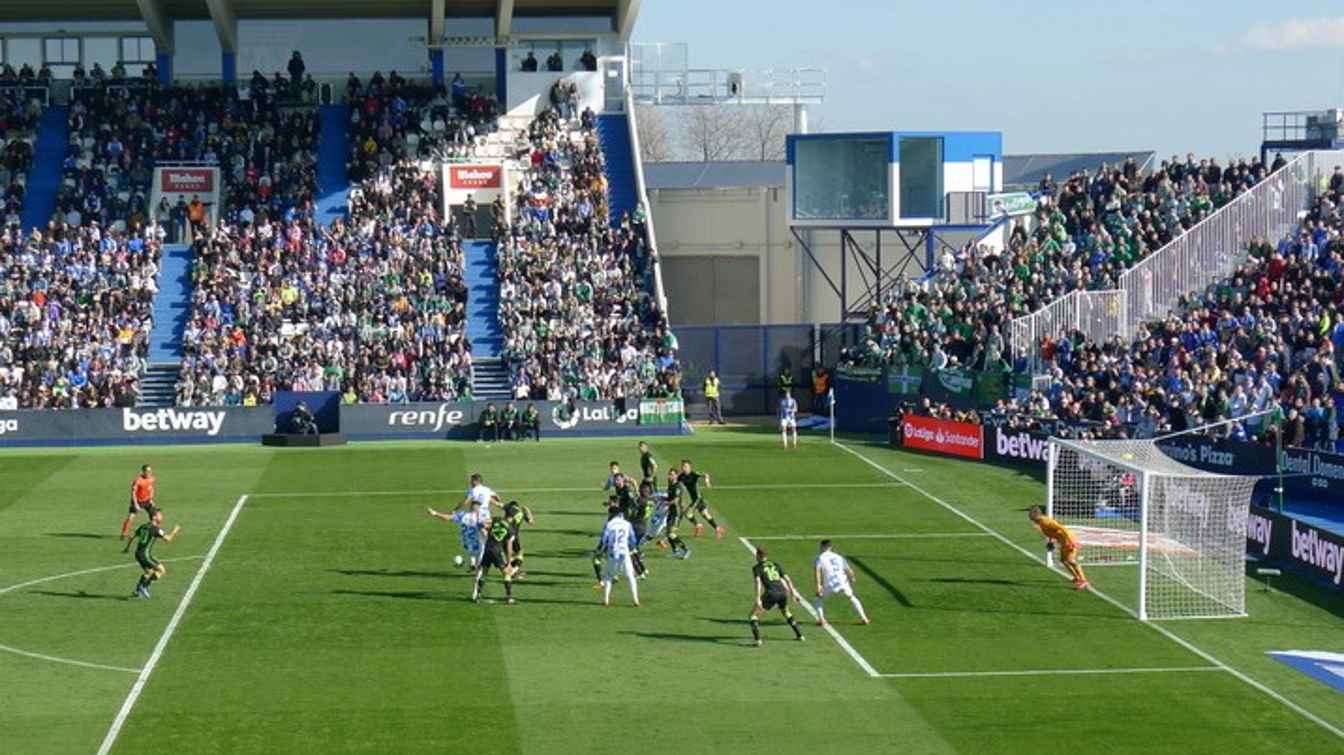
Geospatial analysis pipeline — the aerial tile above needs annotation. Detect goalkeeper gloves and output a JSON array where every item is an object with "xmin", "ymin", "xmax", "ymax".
[{"xmin": 1045, "ymin": 541, "xmax": 1055, "ymax": 553}]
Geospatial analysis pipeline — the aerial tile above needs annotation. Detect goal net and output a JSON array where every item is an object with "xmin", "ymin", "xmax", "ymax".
[{"xmin": 1047, "ymin": 438, "xmax": 1259, "ymax": 620}]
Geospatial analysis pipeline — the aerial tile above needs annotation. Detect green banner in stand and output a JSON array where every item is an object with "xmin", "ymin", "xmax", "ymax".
[
  {"xmin": 972, "ymin": 371, "xmax": 1009, "ymax": 405},
  {"xmin": 986, "ymin": 191, "xmax": 1038, "ymax": 219},
  {"xmin": 934, "ymin": 368, "xmax": 975, "ymax": 396},
  {"xmin": 887, "ymin": 365, "xmax": 924, "ymax": 395},
  {"xmin": 836, "ymin": 366, "xmax": 882, "ymax": 383},
  {"xmin": 639, "ymin": 398, "xmax": 684, "ymax": 425}
]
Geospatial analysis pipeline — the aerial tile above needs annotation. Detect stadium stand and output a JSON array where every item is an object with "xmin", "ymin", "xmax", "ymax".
[
  {"xmin": 0, "ymin": 222, "xmax": 164, "ymax": 409},
  {"xmin": 497, "ymin": 104, "xmax": 679, "ymax": 401},
  {"xmin": 0, "ymin": 84, "xmax": 43, "ymax": 228},
  {"xmin": 843, "ymin": 154, "xmax": 1272, "ymax": 374}
]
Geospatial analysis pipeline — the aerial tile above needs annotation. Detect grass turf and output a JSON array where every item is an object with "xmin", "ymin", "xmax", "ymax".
[{"xmin": 1, "ymin": 428, "xmax": 1341, "ymax": 754}]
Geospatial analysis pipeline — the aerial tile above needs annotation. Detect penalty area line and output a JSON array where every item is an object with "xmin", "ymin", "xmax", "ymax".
[
  {"xmin": 737, "ymin": 535, "xmax": 880, "ymax": 678},
  {"xmin": 95, "ymin": 494, "xmax": 251, "ymax": 755},
  {"xmin": 876, "ymin": 666, "xmax": 1223, "ymax": 679},
  {"xmin": 746, "ymin": 532, "xmax": 991, "ymax": 541},
  {"xmin": 831, "ymin": 440, "xmax": 1344, "ymax": 741}
]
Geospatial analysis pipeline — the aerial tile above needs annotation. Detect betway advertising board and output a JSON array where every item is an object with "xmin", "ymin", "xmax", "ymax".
[
  {"xmin": 340, "ymin": 400, "xmax": 686, "ymax": 440},
  {"xmin": 0, "ymin": 406, "xmax": 274, "ymax": 446},
  {"xmin": 1247, "ymin": 506, "xmax": 1344, "ymax": 592}
]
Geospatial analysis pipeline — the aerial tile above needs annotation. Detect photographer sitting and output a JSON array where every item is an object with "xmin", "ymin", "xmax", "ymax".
[{"xmin": 290, "ymin": 402, "xmax": 319, "ymax": 435}]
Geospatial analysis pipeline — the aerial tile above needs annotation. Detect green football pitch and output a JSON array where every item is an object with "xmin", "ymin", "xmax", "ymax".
[{"xmin": 2, "ymin": 427, "xmax": 1342, "ymax": 754}]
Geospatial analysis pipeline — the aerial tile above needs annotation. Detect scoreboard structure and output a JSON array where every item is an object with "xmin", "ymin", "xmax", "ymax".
[
  {"xmin": 785, "ymin": 130, "xmax": 1004, "ymax": 322},
  {"xmin": 786, "ymin": 131, "xmax": 1003, "ymax": 228}
]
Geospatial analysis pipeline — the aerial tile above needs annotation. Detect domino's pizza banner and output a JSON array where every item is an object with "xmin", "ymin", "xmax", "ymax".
[
  {"xmin": 339, "ymin": 400, "xmax": 688, "ymax": 440},
  {"xmin": 1247, "ymin": 506, "xmax": 1344, "ymax": 592},
  {"xmin": 0, "ymin": 406, "xmax": 275, "ymax": 446}
]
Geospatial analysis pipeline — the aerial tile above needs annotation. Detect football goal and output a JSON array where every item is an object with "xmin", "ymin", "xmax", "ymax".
[{"xmin": 1046, "ymin": 437, "xmax": 1260, "ymax": 620}]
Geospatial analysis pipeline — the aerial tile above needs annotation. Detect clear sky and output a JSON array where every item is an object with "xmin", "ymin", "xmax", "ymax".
[{"xmin": 634, "ymin": 1, "xmax": 1344, "ymax": 160}]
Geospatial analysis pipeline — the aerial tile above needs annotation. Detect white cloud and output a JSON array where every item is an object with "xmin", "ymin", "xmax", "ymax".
[{"xmin": 1243, "ymin": 17, "xmax": 1344, "ymax": 51}]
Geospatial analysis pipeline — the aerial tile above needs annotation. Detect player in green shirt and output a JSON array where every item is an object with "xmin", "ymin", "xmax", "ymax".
[
  {"xmin": 657, "ymin": 468, "xmax": 690, "ymax": 559},
  {"xmin": 502, "ymin": 500, "xmax": 534, "ymax": 577},
  {"xmin": 474, "ymin": 518, "xmax": 517, "ymax": 603},
  {"xmin": 750, "ymin": 547, "xmax": 804, "ymax": 646},
  {"xmin": 679, "ymin": 459, "xmax": 724, "ymax": 538},
  {"xmin": 125, "ymin": 508, "xmax": 181, "ymax": 599},
  {"xmin": 637, "ymin": 441, "xmax": 658, "ymax": 493}
]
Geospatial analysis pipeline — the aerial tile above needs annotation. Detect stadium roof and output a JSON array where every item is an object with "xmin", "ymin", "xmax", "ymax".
[
  {"xmin": 0, "ymin": 1, "xmax": 640, "ymax": 41},
  {"xmin": 1002, "ymin": 151, "xmax": 1156, "ymax": 188},
  {"xmin": 644, "ymin": 161, "xmax": 786, "ymax": 190},
  {"xmin": 646, "ymin": 150, "xmax": 1159, "ymax": 192}
]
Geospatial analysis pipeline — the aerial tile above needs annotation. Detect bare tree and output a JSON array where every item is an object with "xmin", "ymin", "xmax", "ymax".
[
  {"xmin": 679, "ymin": 105, "xmax": 747, "ymax": 162},
  {"xmin": 634, "ymin": 105, "xmax": 674, "ymax": 163},
  {"xmin": 740, "ymin": 105, "xmax": 791, "ymax": 161}
]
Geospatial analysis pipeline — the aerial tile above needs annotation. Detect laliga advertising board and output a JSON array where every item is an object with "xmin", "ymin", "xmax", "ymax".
[{"xmin": 900, "ymin": 415, "xmax": 983, "ymax": 459}]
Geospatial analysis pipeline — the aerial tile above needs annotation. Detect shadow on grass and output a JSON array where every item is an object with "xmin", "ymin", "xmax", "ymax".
[
  {"xmin": 44, "ymin": 532, "xmax": 114, "ymax": 540},
  {"xmin": 1247, "ymin": 566, "xmax": 1344, "ymax": 620},
  {"xmin": 849, "ymin": 556, "xmax": 913, "ymax": 607},
  {"xmin": 526, "ymin": 549, "xmax": 594, "ymax": 559},
  {"xmin": 620, "ymin": 630, "xmax": 748, "ymax": 647},
  {"xmin": 533, "ymin": 528, "xmax": 599, "ymax": 537},
  {"xmin": 29, "ymin": 589, "xmax": 131, "ymax": 601},
  {"xmin": 923, "ymin": 577, "xmax": 1027, "ymax": 587},
  {"xmin": 544, "ymin": 510, "xmax": 604, "ymax": 517}
]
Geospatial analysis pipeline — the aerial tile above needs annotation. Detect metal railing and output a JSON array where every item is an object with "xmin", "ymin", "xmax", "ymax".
[
  {"xmin": 1009, "ymin": 150, "xmax": 1338, "ymax": 373},
  {"xmin": 623, "ymin": 86, "xmax": 668, "ymax": 314},
  {"xmin": 628, "ymin": 67, "xmax": 826, "ymax": 105},
  {"xmin": 1009, "ymin": 290, "xmax": 1127, "ymax": 373}
]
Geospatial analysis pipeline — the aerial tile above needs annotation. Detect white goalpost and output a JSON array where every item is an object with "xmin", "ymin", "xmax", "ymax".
[{"xmin": 1046, "ymin": 437, "xmax": 1260, "ymax": 621}]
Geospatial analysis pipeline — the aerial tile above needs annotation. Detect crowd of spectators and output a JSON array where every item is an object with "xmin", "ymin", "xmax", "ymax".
[
  {"xmin": 175, "ymin": 163, "xmax": 471, "ymax": 406},
  {"xmin": 345, "ymin": 71, "xmax": 500, "ymax": 182},
  {"xmin": 867, "ymin": 156, "xmax": 1344, "ymax": 452},
  {"xmin": 0, "ymin": 222, "xmax": 164, "ymax": 409},
  {"xmin": 496, "ymin": 105, "xmax": 679, "ymax": 402},
  {"xmin": 845, "ymin": 154, "xmax": 1272, "ymax": 375},
  {"xmin": 1, "ymin": 88, "xmax": 43, "ymax": 228},
  {"xmin": 60, "ymin": 81, "xmax": 320, "ymax": 235}
]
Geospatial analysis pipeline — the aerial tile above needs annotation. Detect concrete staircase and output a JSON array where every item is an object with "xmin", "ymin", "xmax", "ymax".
[
  {"xmin": 595, "ymin": 114, "xmax": 638, "ymax": 227},
  {"xmin": 142, "ymin": 243, "xmax": 192, "ymax": 407},
  {"xmin": 463, "ymin": 239, "xmax": 503, "ymax": 359},
  {"xmin": 20, "ymin": 106, "xmax": 67, "ymax": 231},
  {"xmin": 315, "ymin": 104, "xmax": 351, "ymax": 226},
  {"xmin": 471, "ymin": 358, "xmax": 512, "ymax": 400},
  {"xmin": 138, "ymin": 364, "xmax": 178, "ymax": 407}
]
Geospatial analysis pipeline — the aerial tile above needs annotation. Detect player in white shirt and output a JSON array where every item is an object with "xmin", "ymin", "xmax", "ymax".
[
  {"xmin": 812, "ymin": 539, "xmax": 870, "ymax": 626},
  {"xmin": 459, "ymin": 473, "xmax": 501, "ymax": 564},
  {"xmin": 425, "ymin": 506, "xmax": 480, "ymax": 569},
  {"xmin": 779, "ymin": 389, "xmax": 799, "ymax": 448},
  {"xmin": 599, "ymin": 507, "xmax": 640, "ymax": 607}
]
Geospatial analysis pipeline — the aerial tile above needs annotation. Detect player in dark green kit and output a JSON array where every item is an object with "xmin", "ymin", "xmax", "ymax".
[
  {"xmin": 125, "ymin": 508, "xmax": 181, "ymax": 599},
  {"xmin": 622, "ymin": 482, "xmax": 655, "ymax": 578},
  {"xmin": 637, "ymin": 441, "xmax": 658, "ymax": 493},
  {"xmin": 502, "ymin": 500, "xmax": 533, "ymax": 577},
  {"xmin": 679, "ymin": 459, "xmax": 724, "ymax": 538},
  {"xmin": 474, "ymin": 518, "xmax": 516, "ymax": 603},
  {"xmin": 750, "ymin": 547, "xmax": 804, "ymax": 646},
  {"xmin": 657, "ymin": 468, "xmax": 690, "ymax": 558}
]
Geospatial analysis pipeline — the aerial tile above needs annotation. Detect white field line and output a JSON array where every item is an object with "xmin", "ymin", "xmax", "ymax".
[
  {"xmin": 737, "ymin": 535, "xmax": 880, "ymax": 678},
  {"xmin": 831, "ymin": 440, "xmax": 1344, "ymax": 741},
  {"xmin": 0, "ymin": 643, "xmax": 140, "ymax": 674},
  {"xmin": 877, "ymin": 666, "xmax": 1223, "ymax": 679},
  {"xmin": 95, "ymin": 494, "xmax": 251, "ymax": 755},
  {"xmin": 247, "ymin": 482, "xmax": 906, "ymax": 499},
  {"xmin": 746, "ymin": 533, "xmax": 992, "ymax": 541},
  {"xmin": 0, "ymin": 555, "xmax": 204, "ymax": 596},
  {"xmin": 0, "ymin": 555, "xmax": 204, "ymax": 676}
]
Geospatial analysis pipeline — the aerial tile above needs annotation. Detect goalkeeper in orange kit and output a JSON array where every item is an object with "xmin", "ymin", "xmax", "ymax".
[{"xmin": 1029, "ymin": 506, "xmax": 1089, "ymax": 591}]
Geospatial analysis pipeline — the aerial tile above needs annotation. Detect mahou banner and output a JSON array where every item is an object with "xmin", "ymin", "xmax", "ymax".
[
  {"xmin": 900, "ymin": 414, "xmax": 984, "ymax": 459},
  {"xmin": 448, "ymin": 165, "xmax": 502, "ymax": 189},
  {"xmin": 160, "ymin": 167, "xmax": 216, "ymax": 193}
]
